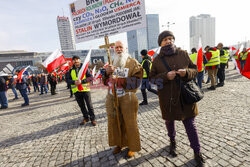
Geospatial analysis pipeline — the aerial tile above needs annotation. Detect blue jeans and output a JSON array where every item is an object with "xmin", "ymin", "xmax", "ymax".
[
  {"xmin": 12, "ymin": 87, "xmax": 18, "ymax": 99},
  {"xmin": 197, "ymin": 71, "xmax": 204, "ymax": 88},
  {"xmin": 240, "ymin": 60, "xmax": 246, "ymax": 71},
  {"xmin": 0, "ymin": 91, "xmax": 8, "ymax": 108},
  {"xmin": 27, "ymin": 86, "xmax": 31, "ymax": 93},
  {"xmin": 33, "ymin": 83, "xmax": 39, "ymax": 92},
  {"xmin": 40, "ymin": 84, "xmax": 48, "ymax": 94},
  {"xmin": 19, "ymin": 89, "xmax": 29, "ymax": 104}
]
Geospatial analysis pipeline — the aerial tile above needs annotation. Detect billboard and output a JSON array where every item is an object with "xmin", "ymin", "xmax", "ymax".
[{"xmin": 69, "ymin": 0, "xmax": 146, "ymax": 43}]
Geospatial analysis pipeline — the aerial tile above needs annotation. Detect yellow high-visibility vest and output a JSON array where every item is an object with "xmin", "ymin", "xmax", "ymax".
[
  {"xmin": 189, "ymin": 53, "xmax": 204, "ymax": 72},
  {"xmin": 141, "ymin": 59, "xmax": 152, "ymax": 78},
  {"xmin": 70, "ymin": 69, "xmax": 90, "ymax": 93},
  {"xmin": 220, "ymin": 49, "xmax": 230, "ymax": 63},
  {"xmin": 205, "ymin": 50, "xmax": 220, "ymax": 67},
  {"xmin": 240, "ymin": 52, "xmax": 248, "ymax": 61}
]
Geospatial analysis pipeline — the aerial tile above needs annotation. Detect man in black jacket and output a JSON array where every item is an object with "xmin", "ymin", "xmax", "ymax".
[
  {"xmin": 48, "ymin": 73, "xmax": 57, "ymax": 95},
  {"xmin": 0, "ymin": 76, "xmax": 8, "ymax": 109},
  {"xmin": 67, "ymin": 56, "xmax": 96, "ymax": 126},
  {"xmin": 31, "ymin": 74, "xmax": 39, "ymax": 92},
  {"xmin": 139, "ymin": 49, "xmax": 158, "ymax": 105},
  {"xmin": 15, "ymin": 70, "xmax": 29, "ymax": 107}
]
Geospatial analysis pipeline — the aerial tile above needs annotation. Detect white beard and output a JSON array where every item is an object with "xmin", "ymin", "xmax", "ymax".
[{"xmin": 113, "ymin": 52, "xmax": 129, "ymax": 68}]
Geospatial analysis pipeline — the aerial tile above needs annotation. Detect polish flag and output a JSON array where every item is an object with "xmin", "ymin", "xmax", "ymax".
[
  {"xmin": 58, "ymin": 62, "xmax": 69, "ymax": 72},
  {"xmin": 148, "ymin": 47, "xmax": 161, "ymax": 61},
  {"xmin": 235, "ymin": 45, "xmax": 244, "ymax": 58},
  {"xmin": 197, "ymin": 38, "xmax": 203, "ymax": 72},
  {"xmin": 43, "ymin": 49, "xmax": 66, "ymax": 73},
  {"xmin": 229, "ymin": 46, "xmax": 236, "ymax": 51},
  {"xmin": 77, "ymin": 50, "xmax": 91, "ymax": 91},
  {"xmin": 242, "ymin": 52, "xmax": 250, "ymax": 79},
  {"xmin": 94, "ymin": 70, "xmax": 101, "ymax": 80},
  {"xmin": 104, "ymin": 62, "xmax": 109, "ymax": 69},
  {"xmin": 233, "ymin": 45, "xmax": 244, "ymax": 73},
  {"xmin": 92, "ymin": 65, "xmax": 96, "ymax": 78},
  {"xmin": 18, "ymin": 65, "xmax": 30, "ymax": 83}
]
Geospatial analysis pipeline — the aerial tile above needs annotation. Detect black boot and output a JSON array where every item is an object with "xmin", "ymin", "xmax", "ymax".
[
  {"xmin": 194, "ymin": 152, "xmax": 205, "ymax": 167},
  {"xmin": 207, "ymin": 86, "xmax": 216, "ymax": 90},
  {"xmin": 139, "ymin": 101, "xmax": 148, "ymax": 105},
  {"xmin": 169, "ymin": 140, "xmax": 177, "ymax": 157}
]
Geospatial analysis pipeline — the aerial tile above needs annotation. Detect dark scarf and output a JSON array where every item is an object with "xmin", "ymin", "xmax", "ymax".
[{"xmin": 160, "ymin": 44, "xmax": 177, "ymax": 56}]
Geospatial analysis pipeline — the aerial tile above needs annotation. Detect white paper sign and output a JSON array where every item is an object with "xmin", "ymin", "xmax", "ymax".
[
  {"xmin": 113, "ymin": 67, "xmax": 129, "ymax": 78},
  {"xmin": 69, "ymin": 0, "xmax": 146, "ymax": 43}
]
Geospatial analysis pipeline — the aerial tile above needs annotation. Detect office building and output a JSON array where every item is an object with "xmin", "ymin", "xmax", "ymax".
[
  {"xmin": 189, "ymin": 14, "xmax": 215, "ymax": 50},
  {"xmin": 57, "ymin": 16, "xmax": 76, "ymax": 51},
  {"xmin": 127, "ymin": 14, "xmax": 160, "ymax": 62}
]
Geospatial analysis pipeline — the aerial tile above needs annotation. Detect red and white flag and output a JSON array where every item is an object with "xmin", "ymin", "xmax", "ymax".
[
  {"xmin": 77, "ymin": 50, "xmax": 91, "ymax": 91},
  {"xmin": 92, "ymin": 65, "xmax": 96, "ymax": 78},
  {"xmin": 229, "ymin": 46, "xmax": 236, "ymax": 51},
  {"xmin": 18, "ymin": 65, "xmax": 30, "ymax": 83},
  {"xmin": 242, "ymin": 55, "xmax": 250, "ymax": 79},
  {"xmin": 147, "ymin": 47, "xmax": 161, "ymax": 61},
  {"xmin": 42, "ymin": 49, "xmax": 66, "ymax": 73},
  {"xmin": 197, "ymin": 38, "xmax": 203, "ymax": 72},
  {"xmin": 104, "ymin": 62, "xmax": 109, "ymax": 69},
  {"xmin": 94, "ymin": 70, "xmax": 101, "ymax": 80},
  {"xmin": 58, "ymin": 62, "xmax": 69, "ymax": 72},
  {"xmin": 233, "ymin": 45, "xmax": 244, "ymax": 73}
]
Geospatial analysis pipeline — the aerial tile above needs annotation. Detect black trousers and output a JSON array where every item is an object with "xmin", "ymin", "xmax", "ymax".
[
  {"xmin": 74, "ymin": 91, "xmax": 95, "ymax": 121},
  {"xmin": 217, "ymin": 63, "xmax": 226, "ymax": 84},
  {"xmin": 141, "ymin": 78, "xmax": 158, "ymax": 102},
  {"xmin": 50, "ymin": 83, "xmax": 56, "ymax": 95}
]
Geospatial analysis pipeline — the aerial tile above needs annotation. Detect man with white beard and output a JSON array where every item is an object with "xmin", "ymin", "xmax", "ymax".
[{"xmin": 103, "ymin": 41, "xmax": 143, "ymax": 158}]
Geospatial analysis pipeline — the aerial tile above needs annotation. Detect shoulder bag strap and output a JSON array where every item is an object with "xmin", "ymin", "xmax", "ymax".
[{"xmin": 160, "ymin": 56, "xmax": 172, "ymax": 71}]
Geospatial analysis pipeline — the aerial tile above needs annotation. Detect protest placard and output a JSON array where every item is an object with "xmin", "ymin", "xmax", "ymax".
[{"xmin": 69, "ymin": 0, "xmax": 146, "ymax": 43}]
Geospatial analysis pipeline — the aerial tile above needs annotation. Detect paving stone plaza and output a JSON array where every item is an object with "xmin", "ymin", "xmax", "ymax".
[{"xmin": 0, "ymin": 63, "xmax": 249, "ymax": 167}]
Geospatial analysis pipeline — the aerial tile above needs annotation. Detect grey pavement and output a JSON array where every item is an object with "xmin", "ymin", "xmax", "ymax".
[{"xmin": 0, "ymin": 62, "xmax": 249, "ymax": 167}]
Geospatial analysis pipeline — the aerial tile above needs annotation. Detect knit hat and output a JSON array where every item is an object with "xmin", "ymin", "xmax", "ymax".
[
  {"xmin": 158, "ymin": 31, "xmax": 175, "ymax": 46},
  {"xmin": 140, "ymin": 49, "xmax": 148, "ymax": 56}
]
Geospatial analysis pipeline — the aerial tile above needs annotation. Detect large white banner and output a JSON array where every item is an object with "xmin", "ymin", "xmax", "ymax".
[{"xmin": 69, "ymin": 0, "xmax": 146, "ymax": 43}]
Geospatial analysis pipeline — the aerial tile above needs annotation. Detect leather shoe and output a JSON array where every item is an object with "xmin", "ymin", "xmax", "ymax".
[
  {"xmin": 169, "ymin": 140, "xmax": 177, "ymax": 157},
  {"xmin": 194, "ymin": 152, "xmax": 205, "ymax": 167},
  {"xmin": 21, "ymin": 103, "xmax": 29, "ymax": 107},
  {"xmin": 112, "ymin": 146, "xmax": 121, "ymax": 154},
  {"xmin": 139, "ymin": 101, "xmax": 148, "ymax": 105},
  {"xmin": 91, "ymin": 120, "xmax": 97, "ymax": 126},
  {"xmin": 0, "ymin": 106, "xmax": 8, "ymax": 109},
  {"xmin": 127, "ymin": 150, "xmax": 135, "ymax": 158},
  {"xmin": 216, "ymin": 83, "xmax": 224, "ymax": 87},
  {"xmin": 207, "ymin": 86, "xmax": 216, "ymax": 90},
  {"xmin": 80, "ymin": 118, "xmax": 89, "ymax": 125}
]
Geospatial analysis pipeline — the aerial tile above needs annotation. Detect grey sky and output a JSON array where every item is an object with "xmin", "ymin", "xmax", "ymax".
[{"xmin": 0, "ymin": 0, "xmax": 249, "ymax": 52}]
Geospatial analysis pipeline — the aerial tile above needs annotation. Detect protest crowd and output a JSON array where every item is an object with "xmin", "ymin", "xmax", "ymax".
[{"xmin": 0, "ymin": 31, "xmax": 249, "ymax": 167}]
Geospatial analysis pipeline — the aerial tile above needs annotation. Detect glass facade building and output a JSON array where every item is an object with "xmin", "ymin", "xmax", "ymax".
[
  {"xmin": 189, "ymin": 14, "xmax": 215, "ymax": 51},
  {"xmin": 127, "ymin": 14, "xmax": 160, "ymax": 62}
]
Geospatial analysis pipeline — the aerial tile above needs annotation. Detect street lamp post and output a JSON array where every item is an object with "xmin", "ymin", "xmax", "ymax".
[{"xmin": 162, "ymin": 22, "xmax": 175, "ymax": 30}]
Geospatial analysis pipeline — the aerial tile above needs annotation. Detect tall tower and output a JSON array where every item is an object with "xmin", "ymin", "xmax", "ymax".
[
  {"xmin": 189, "ymin": 14, "xmax": 215, "ymax": 51},
  {"xmin": 127, "ymin": 14, "xmax": 160, "ymax": 62},
  {"xmin": 57, "ymin": 16, "xmax": 76, "ymax": 51}
]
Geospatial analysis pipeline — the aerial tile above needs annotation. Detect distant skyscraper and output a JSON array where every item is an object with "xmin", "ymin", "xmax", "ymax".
[
  {"xmin": 57, "ymin": 16, "xmax": 76, "ymax": 51},
  {"xmin": 189, "ymin": 14, "xmax": 215, "ymax": 51},
  {"xmin": 127, "ymin": 14, "xmax": 160, "ymax": 62}
]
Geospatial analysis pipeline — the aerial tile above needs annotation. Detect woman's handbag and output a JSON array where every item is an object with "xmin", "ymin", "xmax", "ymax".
[
  {"xmin": 161, "ymin": 56, "xmax": 204, "ymax": 104},
  {"xmin": 180, "ymin": 79, "xmax": 204, "ymax": 104}
]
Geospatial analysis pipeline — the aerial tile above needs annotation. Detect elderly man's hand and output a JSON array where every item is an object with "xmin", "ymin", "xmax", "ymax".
[{"xmin": 106, "ymin": 65, "xmax": 115, "ymax": 76}]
